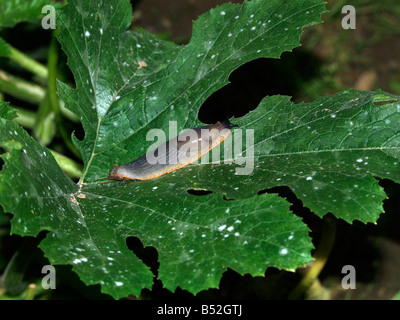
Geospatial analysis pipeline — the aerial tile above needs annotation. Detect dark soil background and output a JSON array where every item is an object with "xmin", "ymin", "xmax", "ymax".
[{"xmin": 0, "ymin": 0, "xmax": 399, "ymax": 300}]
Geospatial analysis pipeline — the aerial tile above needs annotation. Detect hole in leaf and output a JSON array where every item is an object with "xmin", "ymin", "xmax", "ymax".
[{"xmin": 187, "ymin": 189, "xmax": 213, "ymax": 196}]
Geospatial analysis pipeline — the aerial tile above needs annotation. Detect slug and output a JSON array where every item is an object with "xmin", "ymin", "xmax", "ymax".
[{"xmin": 108, "ymin": 119, "xmax": 236, "ymax": 181}]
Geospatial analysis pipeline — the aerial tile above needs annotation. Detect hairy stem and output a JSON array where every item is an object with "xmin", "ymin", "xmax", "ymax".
[
  {"xmin": 289, "ymin": 215, "xmax": 336, "ymax": 300},
  {"xmin": 14, "ymin": 107, "xmax": 36, "ymax": 128},
  {"xmin": 0, "ymin": 70, "xmax": 45, "ymax": 103},
  {"xmin": 8, "ymin": 45, "xmax": 48, "ymax": 80},
  {"xmin": 50, "ymin": 150, "xmax": 83, "ymax": 179}
]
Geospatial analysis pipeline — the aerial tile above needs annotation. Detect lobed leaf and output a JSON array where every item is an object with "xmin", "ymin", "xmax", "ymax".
[
  {"xmin": 1, "ymin": 0, "xmax": 399, "ymax": 299},
  {"xmin": 0, "ymin": 117, "xmax": 313, "ymax": 297},
  {"xmin": 156, "ymin": 90, "xmax": 400, "ymax": 223},
  {"xmin": 56, "ymin": 0, "xmax": 326, "ymax": 183}
]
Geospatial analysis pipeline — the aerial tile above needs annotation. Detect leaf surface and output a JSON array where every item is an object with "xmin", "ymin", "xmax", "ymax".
[
  {"xmin": 159, "ymin": 90, "xmax": 400, "ymax": 223},
  {"xmin": 56, "ymin": 0, "xmax": 326, "ymax": 183},
  {"xmin": 0, "ymin": 116, "xmax": 313, "ymax": 297},
  {"xmin": 2, "ymin": 0, "xmax": 400, "ymax": 299}
]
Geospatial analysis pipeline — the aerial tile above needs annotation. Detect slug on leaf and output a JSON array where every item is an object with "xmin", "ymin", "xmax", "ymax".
[{"xmin": 108, "ymin": 119, "xmax": 236, "ymax": 181}]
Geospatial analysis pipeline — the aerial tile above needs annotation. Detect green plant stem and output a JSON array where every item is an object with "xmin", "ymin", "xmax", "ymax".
[
  {"xmin": 47, "ymin": 31, "xmax": 81, "ymax": 158},
  {"xmin": 289, "ymin": 215, "xmax": 336, "ymax": 300},
  {"xmin": 0, "ymin": 70, "xmax": 45, "ymax": 103},
  {"xmin": 11, "ymin": 104, "xmax": 78, "ymax": 128},
  {"xmin": 8, "ymin": 45, "xmax": 48, "ymax": 80},
  {"xmin": 14, "ymin": 107, "xmax": 36, "ymax": 128},
  {"xmin": 33, "ymin": 92, "xmax": 56, "ymax": 145},
  {"xmin": 48, "ymin": 33, "xmax": 61, "ymax": 117},
  {"xmin": 24, "ymin": 284, "xmax": 36, "ymax": 300},
  {"xmin": 50, "ymin": 150, "xmax": 82, "ymax": 179}
]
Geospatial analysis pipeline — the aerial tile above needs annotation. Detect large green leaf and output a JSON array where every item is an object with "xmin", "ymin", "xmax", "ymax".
[
  {"xmin": 1, "ymin": 0, "xmax": 400, "ymax": 299},
  {"xmin": 0, "ymin": 117, "xmax": 313, "ymax": 298},
  {"xmin": 56, "ymin": 0, "xmax": 326, "ymax": 183},
  {"xmin": 162, "ymin": 90, "xmax": 400, "ymax": 223}
]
